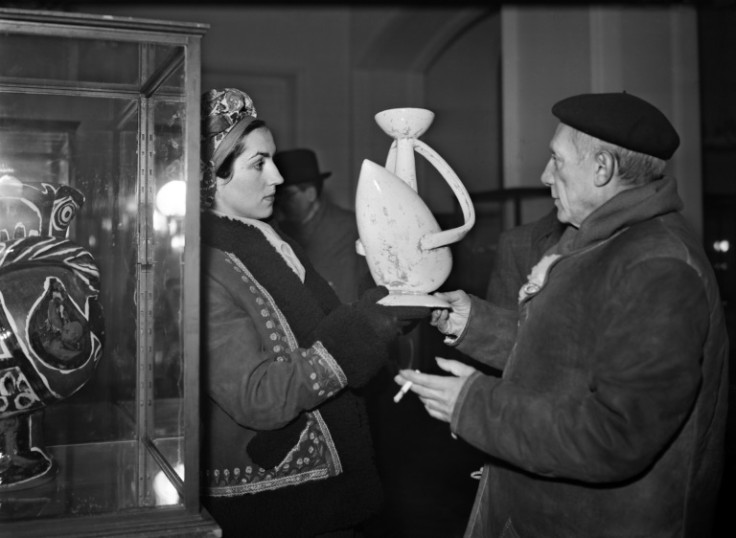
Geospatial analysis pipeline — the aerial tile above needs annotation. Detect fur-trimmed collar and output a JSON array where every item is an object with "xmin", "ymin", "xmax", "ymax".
[{"xmin": 202, "ymin": 211, "xmax": 340, "ymax": 344}]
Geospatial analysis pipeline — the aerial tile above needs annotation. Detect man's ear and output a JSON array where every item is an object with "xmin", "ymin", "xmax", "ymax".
[
  {"xmin": 593, "ymin": 150, "xmax": 616, "ymax": 187},
  {"xmin": 305, "ymin": 184, "xmax": 319, "ymax": 202}
]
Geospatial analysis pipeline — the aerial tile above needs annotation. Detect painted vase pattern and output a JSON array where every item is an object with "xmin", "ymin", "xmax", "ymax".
[{"xmin": 0, "ymin": 179, "xmax": 104, "ymax": 491}]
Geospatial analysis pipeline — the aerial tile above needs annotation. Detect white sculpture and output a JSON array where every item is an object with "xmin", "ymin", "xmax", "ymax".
[{"xmin": 355, "ymin": 107, "xmax": 475, "ymax": 307}]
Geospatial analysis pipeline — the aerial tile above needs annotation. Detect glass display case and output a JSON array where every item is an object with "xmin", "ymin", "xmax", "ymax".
[{"xmin": 0, "ymin": 8, "xmax": 219, "ymax": 536}]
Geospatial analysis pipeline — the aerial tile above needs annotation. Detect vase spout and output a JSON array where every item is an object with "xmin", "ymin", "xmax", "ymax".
[{"xmin": 375, "ymin": 108, "xmax": 435, "ymax": 139}]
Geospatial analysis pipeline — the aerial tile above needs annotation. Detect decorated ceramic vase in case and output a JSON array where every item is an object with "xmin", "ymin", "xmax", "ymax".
[
  {"xmin": 0, "ymin": 167, "xmax": 104, "ymax": 492},
  {"xmin": 355, "ymin": 108, "xmax": 475, "ymax": 308}
]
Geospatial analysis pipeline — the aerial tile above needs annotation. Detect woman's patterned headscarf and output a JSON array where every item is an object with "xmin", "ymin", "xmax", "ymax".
[{"xmin": 200, "ymin": 88, "xmax": 257, "ymax": 208}]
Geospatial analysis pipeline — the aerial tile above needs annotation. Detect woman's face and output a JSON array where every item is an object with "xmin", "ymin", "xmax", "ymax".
[{"xmin": 213, "ymin": 127, "xmax": 284, "ymax": 220}]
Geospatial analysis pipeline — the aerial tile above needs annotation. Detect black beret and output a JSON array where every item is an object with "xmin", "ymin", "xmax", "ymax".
[{"xmin": 551, "ymin": 92, "xmax": 680, "ymax": 160}]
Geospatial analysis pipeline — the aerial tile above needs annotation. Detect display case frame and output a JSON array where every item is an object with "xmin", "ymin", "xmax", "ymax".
[{"xmin": 0, "ymin": 8, "xmax": 219, "ymax": 536}]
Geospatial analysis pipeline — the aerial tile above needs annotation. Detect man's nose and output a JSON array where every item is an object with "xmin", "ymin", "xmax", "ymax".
[{"xmin": 540, "ymin": 160, "xmax": 554, "ymax": 186}]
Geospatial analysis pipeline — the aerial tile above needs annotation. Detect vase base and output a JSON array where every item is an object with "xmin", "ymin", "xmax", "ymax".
[{"xmin": 378, "ymin": 292, "xmax": 450, "ymax": 309}]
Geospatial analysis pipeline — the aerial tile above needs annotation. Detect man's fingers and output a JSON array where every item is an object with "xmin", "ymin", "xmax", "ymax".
[
  {"xmin": 405, "ymin": 380, "xmax": 445, "ymax": 401},
  {"xmin": 430, "ymin": 309, "xmax": 449, "ymax": 327},
  {"xmin": 419, "ymin": 397, "xmax": 451, "ymax": 422},
  {"xmin": 435, "ymin": 357, "xmax": 476, "ymax": 378},
  {"xmin": 393, "ymin": 374, "xmax": 446, "ymax": 400},
  {"xmin": 397, "ymin": 369, "xmax": 453, "ymax": 390}
]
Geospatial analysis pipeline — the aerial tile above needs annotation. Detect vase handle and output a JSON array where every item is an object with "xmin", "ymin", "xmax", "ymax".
[
  {"xmin": 385, "ymin": 140, "xmax": 398, "ymax": 175},
  {"xmin": 413, "ymin": 139, "xmax": 476, "ymax": 251}
]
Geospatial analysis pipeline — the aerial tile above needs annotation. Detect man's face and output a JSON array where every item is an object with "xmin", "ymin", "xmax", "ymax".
[
  {"xmin": 275, "ymin": 183, "xmax": 317, "ymax": 222},
  {"xmin": 540, "ymin": 124, "xmax": 600, "ymax": 228}
]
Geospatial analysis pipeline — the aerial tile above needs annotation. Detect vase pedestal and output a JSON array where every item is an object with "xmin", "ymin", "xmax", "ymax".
[
  {"xmin": 376, "ymin": 291, "xmax": 451, "ymax": 309},
  {"xmin": 0, "ymin": 413, "xmax": 56, "ymax": 492}
]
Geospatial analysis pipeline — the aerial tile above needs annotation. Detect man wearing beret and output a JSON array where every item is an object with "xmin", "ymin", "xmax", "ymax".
[
  {"xmin": 396, "ymin": 92, "xmax": 729, "ymax": 537},
  {"xmin": 273, "ymin": 148, "xmax": 368, "ymax": 303}
]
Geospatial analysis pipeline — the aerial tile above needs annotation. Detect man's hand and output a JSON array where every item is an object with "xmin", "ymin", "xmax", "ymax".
[
  {"xmin": 430, "ymin": 290, "xmax": 472, "ymax": 338},
  {"xmin": 394, "ymin": 357, "xmax": 477, "ymax": 423}
]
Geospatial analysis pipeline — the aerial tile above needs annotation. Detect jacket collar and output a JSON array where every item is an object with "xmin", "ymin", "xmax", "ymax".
[{"xmin": 565, "ymin": 176, "xmax": 683, "ymax": 252}]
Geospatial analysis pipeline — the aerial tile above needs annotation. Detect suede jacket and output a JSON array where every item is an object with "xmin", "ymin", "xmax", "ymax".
[
  {"xmin": 451, "ymin": 177, "xmax": 729, "ymax": 538},
  {"xmin": 472, "ymin": 209, "xmax": 565, "ymax": 373},
  {"xmin": 200, "ymin": 212, "xmax": 384, "ymax": 537}
]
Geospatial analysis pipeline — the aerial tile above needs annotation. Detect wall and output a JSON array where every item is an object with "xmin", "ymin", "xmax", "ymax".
[
  {"xmin": 423, "ymin": 12, "xmax": 500, "ymax": 214},
  {"xmin": 501, "ymin": 5, "xmax": 702, "ymax": 234},
  {"xmin": 349, "ymin": 7, "xmax": 494, "ymax": 214},
  {"xmin": 69, "ymin": 2, "xmax": 703, "ymax": 236},
  {"xmin": 69, "ymin": 4, "xmax": 494, "ymax": 215}
]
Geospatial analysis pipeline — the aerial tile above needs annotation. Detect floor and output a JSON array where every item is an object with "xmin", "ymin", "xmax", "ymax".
[{"xmin": 362, "ymin": 322, "xmax": 736, "ymax": 538}]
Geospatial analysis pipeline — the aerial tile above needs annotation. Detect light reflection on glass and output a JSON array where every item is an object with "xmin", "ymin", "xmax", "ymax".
[
  {"xmin": 152, "ymin": 462, "xmax": 184, "ymax": 506},
  {"xmin": 156, "ymin": 179, "xmax": 186, "ymax": 219}
]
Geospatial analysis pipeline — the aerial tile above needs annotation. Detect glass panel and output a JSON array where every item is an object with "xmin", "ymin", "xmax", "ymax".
[
  {"xmin": 0, "ymin": 18, "xmax": 202, "ymax": 528},
  {"xmin": 152, "ymin": 45, "xmax": 186, "ymax": 94},
  {"xmin": 0, "ymin": 32, "xmax": 139, "ymax": 86},
  {"xmin": 0, "ymin": 120, "xmax": 74, "ymax": 183},
  {"xmin": 0, "ymin": 438, "xmax": 182, "ymax": 520},
  {"xmin": 148, "ymin": 435, "xmax": 185, "ymax": 507},
  {"xmin": 0, "ymin": 91, "xmax": 139, "ymax": 514},
  {"xmin": 151, "ymin": 99, "xmax": 186, "ymax": 457},
  {"xmin": 0, "ymin": 31, "xmax": 185, "ymax": 91},
  {"xmin": 0, "ymin": 441, "xmax": 139, "ymax": 520}
]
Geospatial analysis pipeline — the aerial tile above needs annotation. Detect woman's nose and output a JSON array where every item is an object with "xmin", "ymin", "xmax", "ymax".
[{"xmin": 269, "ymin": 162, "xmax": 284, "ymax": 185}]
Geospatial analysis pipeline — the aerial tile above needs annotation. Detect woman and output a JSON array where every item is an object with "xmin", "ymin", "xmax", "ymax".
[{"xmin": 199, "ymin": 88, "xmax": 400, "ymax": 537}]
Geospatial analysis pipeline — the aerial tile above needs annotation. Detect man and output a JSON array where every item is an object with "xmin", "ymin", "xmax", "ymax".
[
  {"xmin": 473, "ymin": 208, "xmax": 565, "ymax": 374},
  {"xmin": 274, "ymin": 148, "xmax": 367, "ymax": 303},
  {"xmin": 396, "ymin": 92, "xmax": 729, "ymax": 537}
]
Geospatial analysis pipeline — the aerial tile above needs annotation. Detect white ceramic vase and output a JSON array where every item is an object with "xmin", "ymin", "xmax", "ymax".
[{"xmin": 355, "ymin": 108, "xmax": 475, "ymax": 307}]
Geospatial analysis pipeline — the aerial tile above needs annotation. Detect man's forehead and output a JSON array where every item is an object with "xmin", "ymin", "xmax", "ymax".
[{"xmin": 550, "ymin": 124, "xmax": 572, "ymax": 149}]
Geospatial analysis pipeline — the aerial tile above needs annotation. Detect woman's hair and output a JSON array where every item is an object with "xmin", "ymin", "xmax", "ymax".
[
  {"xmin": 571, "ymin": 128, "xmax": 666, "ymax": 185},
  {"xmin": 201, "ymin": 119, "xmax": 267, "ymax": 209}
]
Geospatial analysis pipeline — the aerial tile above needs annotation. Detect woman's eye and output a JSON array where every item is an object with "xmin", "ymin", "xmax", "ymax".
[{"xmin": 254, "ymin": 160, "xmax": 264, "ymax": 171}]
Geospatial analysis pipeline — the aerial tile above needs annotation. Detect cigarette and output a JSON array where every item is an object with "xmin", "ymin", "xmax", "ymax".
[{"xmin": 393, "ymin": 380, "xmax": 413, "ymax": 403}]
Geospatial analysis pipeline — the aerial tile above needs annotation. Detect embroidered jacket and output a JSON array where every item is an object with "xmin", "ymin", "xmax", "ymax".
[{"xmin": 201, "ymin": 212, "xmax": 383, "ymax": 536}]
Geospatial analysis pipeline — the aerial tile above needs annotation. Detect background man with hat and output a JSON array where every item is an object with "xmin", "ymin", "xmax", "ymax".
[
  {"xmin": 274, "ymin": 148, "xmax": 368, "ymax": 303},
  {"xmin": 394, "ymin": 92, "xmax": 729, "ymax": 537}
]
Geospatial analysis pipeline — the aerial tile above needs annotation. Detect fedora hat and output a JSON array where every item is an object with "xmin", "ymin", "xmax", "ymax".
[{"xmin": 274, "ymin": 149, "xmax": 332, "ymax": 185}]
